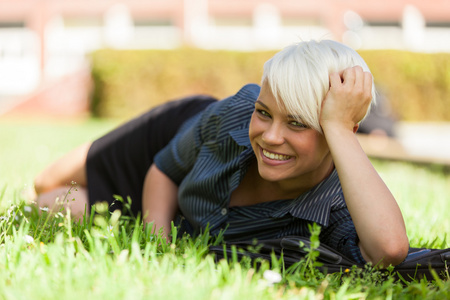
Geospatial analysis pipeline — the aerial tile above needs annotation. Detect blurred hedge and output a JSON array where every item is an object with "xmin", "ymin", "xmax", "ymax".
[
  {"xmin": 359, "ymin": 50, "xmax": 450, "ymax": 122},
  {"xmin": 89, "ymin": 48, "xmax": 276, "ymax": 119},
  {"xmin": 90, "ymin": 48, "xmax": 450, "ymax": 121}
]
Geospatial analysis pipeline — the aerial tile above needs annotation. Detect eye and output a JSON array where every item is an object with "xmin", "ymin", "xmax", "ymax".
[
  {"xmin": 256, "ymin": 109, "xmax": 271, "ymax": 118},
  {"xmin": 289, "ymin": 120, "xmax": 308, "ymax": 129}
]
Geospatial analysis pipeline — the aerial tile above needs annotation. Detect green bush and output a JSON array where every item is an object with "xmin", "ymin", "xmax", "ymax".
[
  {"xmin": 359, "ymin": 50, "xmax": 450, "ymax": 121},
  {"xmin": 90, "ymin": 48, "xmax": 450, "ymax": 121},
  {"xmin": 90, "ymin": 48, "xmax": 276, "ymax": 119}
]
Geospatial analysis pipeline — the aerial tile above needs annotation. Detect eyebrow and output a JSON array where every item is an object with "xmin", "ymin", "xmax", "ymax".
[
  {"xmin": 255, "ymin": 100, "xmax": 268, "ymax": 109},
  {"xmin": 255, "ymin": 100, "xmax": 304, "ymax": 121}
]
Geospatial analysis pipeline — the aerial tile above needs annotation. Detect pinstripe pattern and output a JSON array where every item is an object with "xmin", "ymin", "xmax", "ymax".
[{"xmin": 154, "ymin": 84, "xmax": 364, "ymax": 264}]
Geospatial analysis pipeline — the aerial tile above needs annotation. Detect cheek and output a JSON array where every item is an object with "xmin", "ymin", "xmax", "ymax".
[
  {"xmin": 292, "ymin": 133, "xmax": 328, "ymax": 155},
  {"xmin": 311, "ymin": 135, "xmax": 329, "ymax": 155},
  {"xmin": 248, "ymin": 113, "xmax": 262, "ymax": 140}
]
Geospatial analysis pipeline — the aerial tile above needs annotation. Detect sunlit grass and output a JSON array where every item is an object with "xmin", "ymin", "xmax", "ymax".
[
  {"xmin": 373, "ymin": 160, "xmax": 450, "ymax": 248},
  {"xmin": 0, "ymin": 119, "xmax": 449, "ymax": 299}
]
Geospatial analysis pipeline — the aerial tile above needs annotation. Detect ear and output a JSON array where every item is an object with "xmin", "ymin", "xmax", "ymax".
[{"xmin": 353, "ymin": 124, "xmax": 359, "ymax": 134}]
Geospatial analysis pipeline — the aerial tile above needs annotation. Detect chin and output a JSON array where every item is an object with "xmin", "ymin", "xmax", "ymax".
[{"xmin": 257, "ymin": 164, "xmax": 290, "ymax": 182}]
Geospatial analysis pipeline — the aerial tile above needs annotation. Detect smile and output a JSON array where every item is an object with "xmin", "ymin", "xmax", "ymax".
[{"xmin": 262, "ymin": 149, "xmax": 292, "ymax": 161}]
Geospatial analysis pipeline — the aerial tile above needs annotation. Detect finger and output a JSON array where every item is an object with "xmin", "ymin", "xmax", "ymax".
[
  {"xmin": 353, "ymin": 65, "xmax": 364, "ymax": 73},
  {"xmin": 353, "ymin": 66, "xmax": 364, "ymax": 79},
  {"xmin": 329, "ymin": 72, "xmax": 342, "ymax": 88},
  {"xmin": 353, "ymin": 66, "xmax": 365, "ymax": 90},
  {"xmin": 342, "ymin": 67, "xmax": 356, "ymax": 86},
  {"xmin": 363, "ymin": 72, "xmax": 373, "ymax": 99}
]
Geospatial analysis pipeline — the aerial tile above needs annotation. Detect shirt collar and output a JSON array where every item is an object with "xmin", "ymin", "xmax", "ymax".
[
  {"xmin": 270, "ymin": 169, "xmax": 343, "ymax": 226},
  {"xmin": 229, "ymin": 128, "xmax": 254, "ymax": 175},
  {"xmin": 229, "ymin": 128, "xmax": 251, "ymax": 147}
]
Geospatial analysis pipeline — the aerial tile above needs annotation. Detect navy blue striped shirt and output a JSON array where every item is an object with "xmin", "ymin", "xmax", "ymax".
[{"xmin": 154, "ymin": 84, "xmax": 365, "ymax": 263}]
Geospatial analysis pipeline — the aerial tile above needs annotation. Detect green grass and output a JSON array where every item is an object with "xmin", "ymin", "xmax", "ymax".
[{"xmin": 0, "ymin": 119, "xmax": 449, "ymax": 299}]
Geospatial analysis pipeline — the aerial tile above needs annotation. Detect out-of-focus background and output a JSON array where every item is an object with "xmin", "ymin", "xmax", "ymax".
[{"xmin": 0, "ymin": 0, "xmax": 449, "ymax": 164}]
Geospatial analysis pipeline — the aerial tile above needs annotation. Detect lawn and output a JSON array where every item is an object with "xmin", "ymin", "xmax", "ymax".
[{"xmin": 0, "ymin": 118, "xmax": 449, "ymax": 299}]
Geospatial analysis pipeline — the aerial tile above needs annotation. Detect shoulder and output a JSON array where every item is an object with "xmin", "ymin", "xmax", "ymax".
[
  {"xmin": 196, "ymin": 84, "xmax": 260, "ymax": 137},
  {"xmin": 220, "ymin": 84, "xmax": 260, "ymax": 126},
  {"xmin": 233, "ymin": 83, "xmax": 261, "ymax": 103},
  {"xmin": 221, "ymin": 84, "xmax": 260, "ymax": 117},
  {"xmin": 209, "ymin": 83, "xmax": 260, "ymax": 114}
]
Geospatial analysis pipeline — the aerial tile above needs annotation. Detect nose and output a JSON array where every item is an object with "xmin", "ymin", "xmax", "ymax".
[{"xmin": 262, "ymin": 122, "xmax": 285, "ymax": 145}]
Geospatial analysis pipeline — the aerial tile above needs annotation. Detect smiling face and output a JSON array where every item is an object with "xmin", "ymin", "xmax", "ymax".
[{"xmin": 248, "ymin": 82, "xmax": 334, "ymax": 193}]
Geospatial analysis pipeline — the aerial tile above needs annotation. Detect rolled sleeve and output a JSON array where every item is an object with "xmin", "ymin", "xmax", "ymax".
[
  {"xmin": 153, "ymin": 97, "xmax": 227, "ymax": 185},
  {"xmin": 154, "ymin": 113, "xmax": 204, "ymax": 185}
]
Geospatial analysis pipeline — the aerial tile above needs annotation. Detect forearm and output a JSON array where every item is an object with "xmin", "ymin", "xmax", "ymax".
[
  {"xmin": 323, "ymin": 125, "xmax": 409, "ymax": 266},
  {"xmin": 142, "ymin": 164, "xmax": 179, "ymax": 238}
]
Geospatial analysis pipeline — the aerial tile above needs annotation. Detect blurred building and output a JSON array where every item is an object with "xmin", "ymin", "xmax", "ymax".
[{"xmin": 0, "ymin": 0, "xmax": 449, "ymax": 115}]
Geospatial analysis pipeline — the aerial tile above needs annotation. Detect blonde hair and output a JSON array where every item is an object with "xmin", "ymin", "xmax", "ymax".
[{"xmin": 262, "ymin": 39, "xmax": 376, "ymax": 133}]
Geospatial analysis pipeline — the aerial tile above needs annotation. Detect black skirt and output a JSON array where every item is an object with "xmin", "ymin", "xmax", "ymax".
[{"xmin": 86, "ymin": 95, "xmax": 217, "ymax": 215}]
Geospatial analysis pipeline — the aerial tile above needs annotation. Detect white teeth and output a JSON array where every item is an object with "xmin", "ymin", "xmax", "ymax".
[{"xmin": 262, "ymin": 149, "xmax": 291, "ymax": 161}]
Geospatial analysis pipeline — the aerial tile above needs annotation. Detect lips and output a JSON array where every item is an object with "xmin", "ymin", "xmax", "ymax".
[{"xmin": 262, "ymin": 148, "xmax": 292, "ymax": 161}]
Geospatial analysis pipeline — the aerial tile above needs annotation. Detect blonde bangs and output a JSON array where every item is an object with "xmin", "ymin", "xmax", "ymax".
[{"xmin": 262, "ymin": 39, "xmax": 377, "ymax": 134}]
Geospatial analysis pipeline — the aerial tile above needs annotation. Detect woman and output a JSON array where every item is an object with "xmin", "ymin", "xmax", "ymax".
[{"xmin": 34, "ymin": 40, "xmax": 409, "ymax": 267}]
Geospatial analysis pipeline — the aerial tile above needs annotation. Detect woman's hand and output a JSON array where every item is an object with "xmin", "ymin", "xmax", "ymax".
[{"xmin": 320, "ymin": 66, "xmax": 373, "ymax": 133}]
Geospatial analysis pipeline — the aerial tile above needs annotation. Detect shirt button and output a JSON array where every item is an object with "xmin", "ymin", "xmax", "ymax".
[{"xmin": 221, "ymin": 208, "xmax": 227, "ymax": 215}]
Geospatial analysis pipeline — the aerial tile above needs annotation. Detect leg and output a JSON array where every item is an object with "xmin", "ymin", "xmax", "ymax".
[
  {"xmin": 34, "ymin": 142, "xmax": 91, "ymax": 219},
  {"xmin": 36, "ymin": 186, "xmax": 89, "ymax": 220}
]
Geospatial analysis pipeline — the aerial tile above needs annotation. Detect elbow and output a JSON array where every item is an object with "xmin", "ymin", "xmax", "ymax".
[
  {"xmin": 380, "ymin": 241, "xmax": 409, "ymax": 267},
  {"xmin": 372, "ymin": 238, "xmax": 409, "ymax": 268},
  {"xmin": 363, "ymin": 236, "xmax": 409, "ymax": 268}
]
